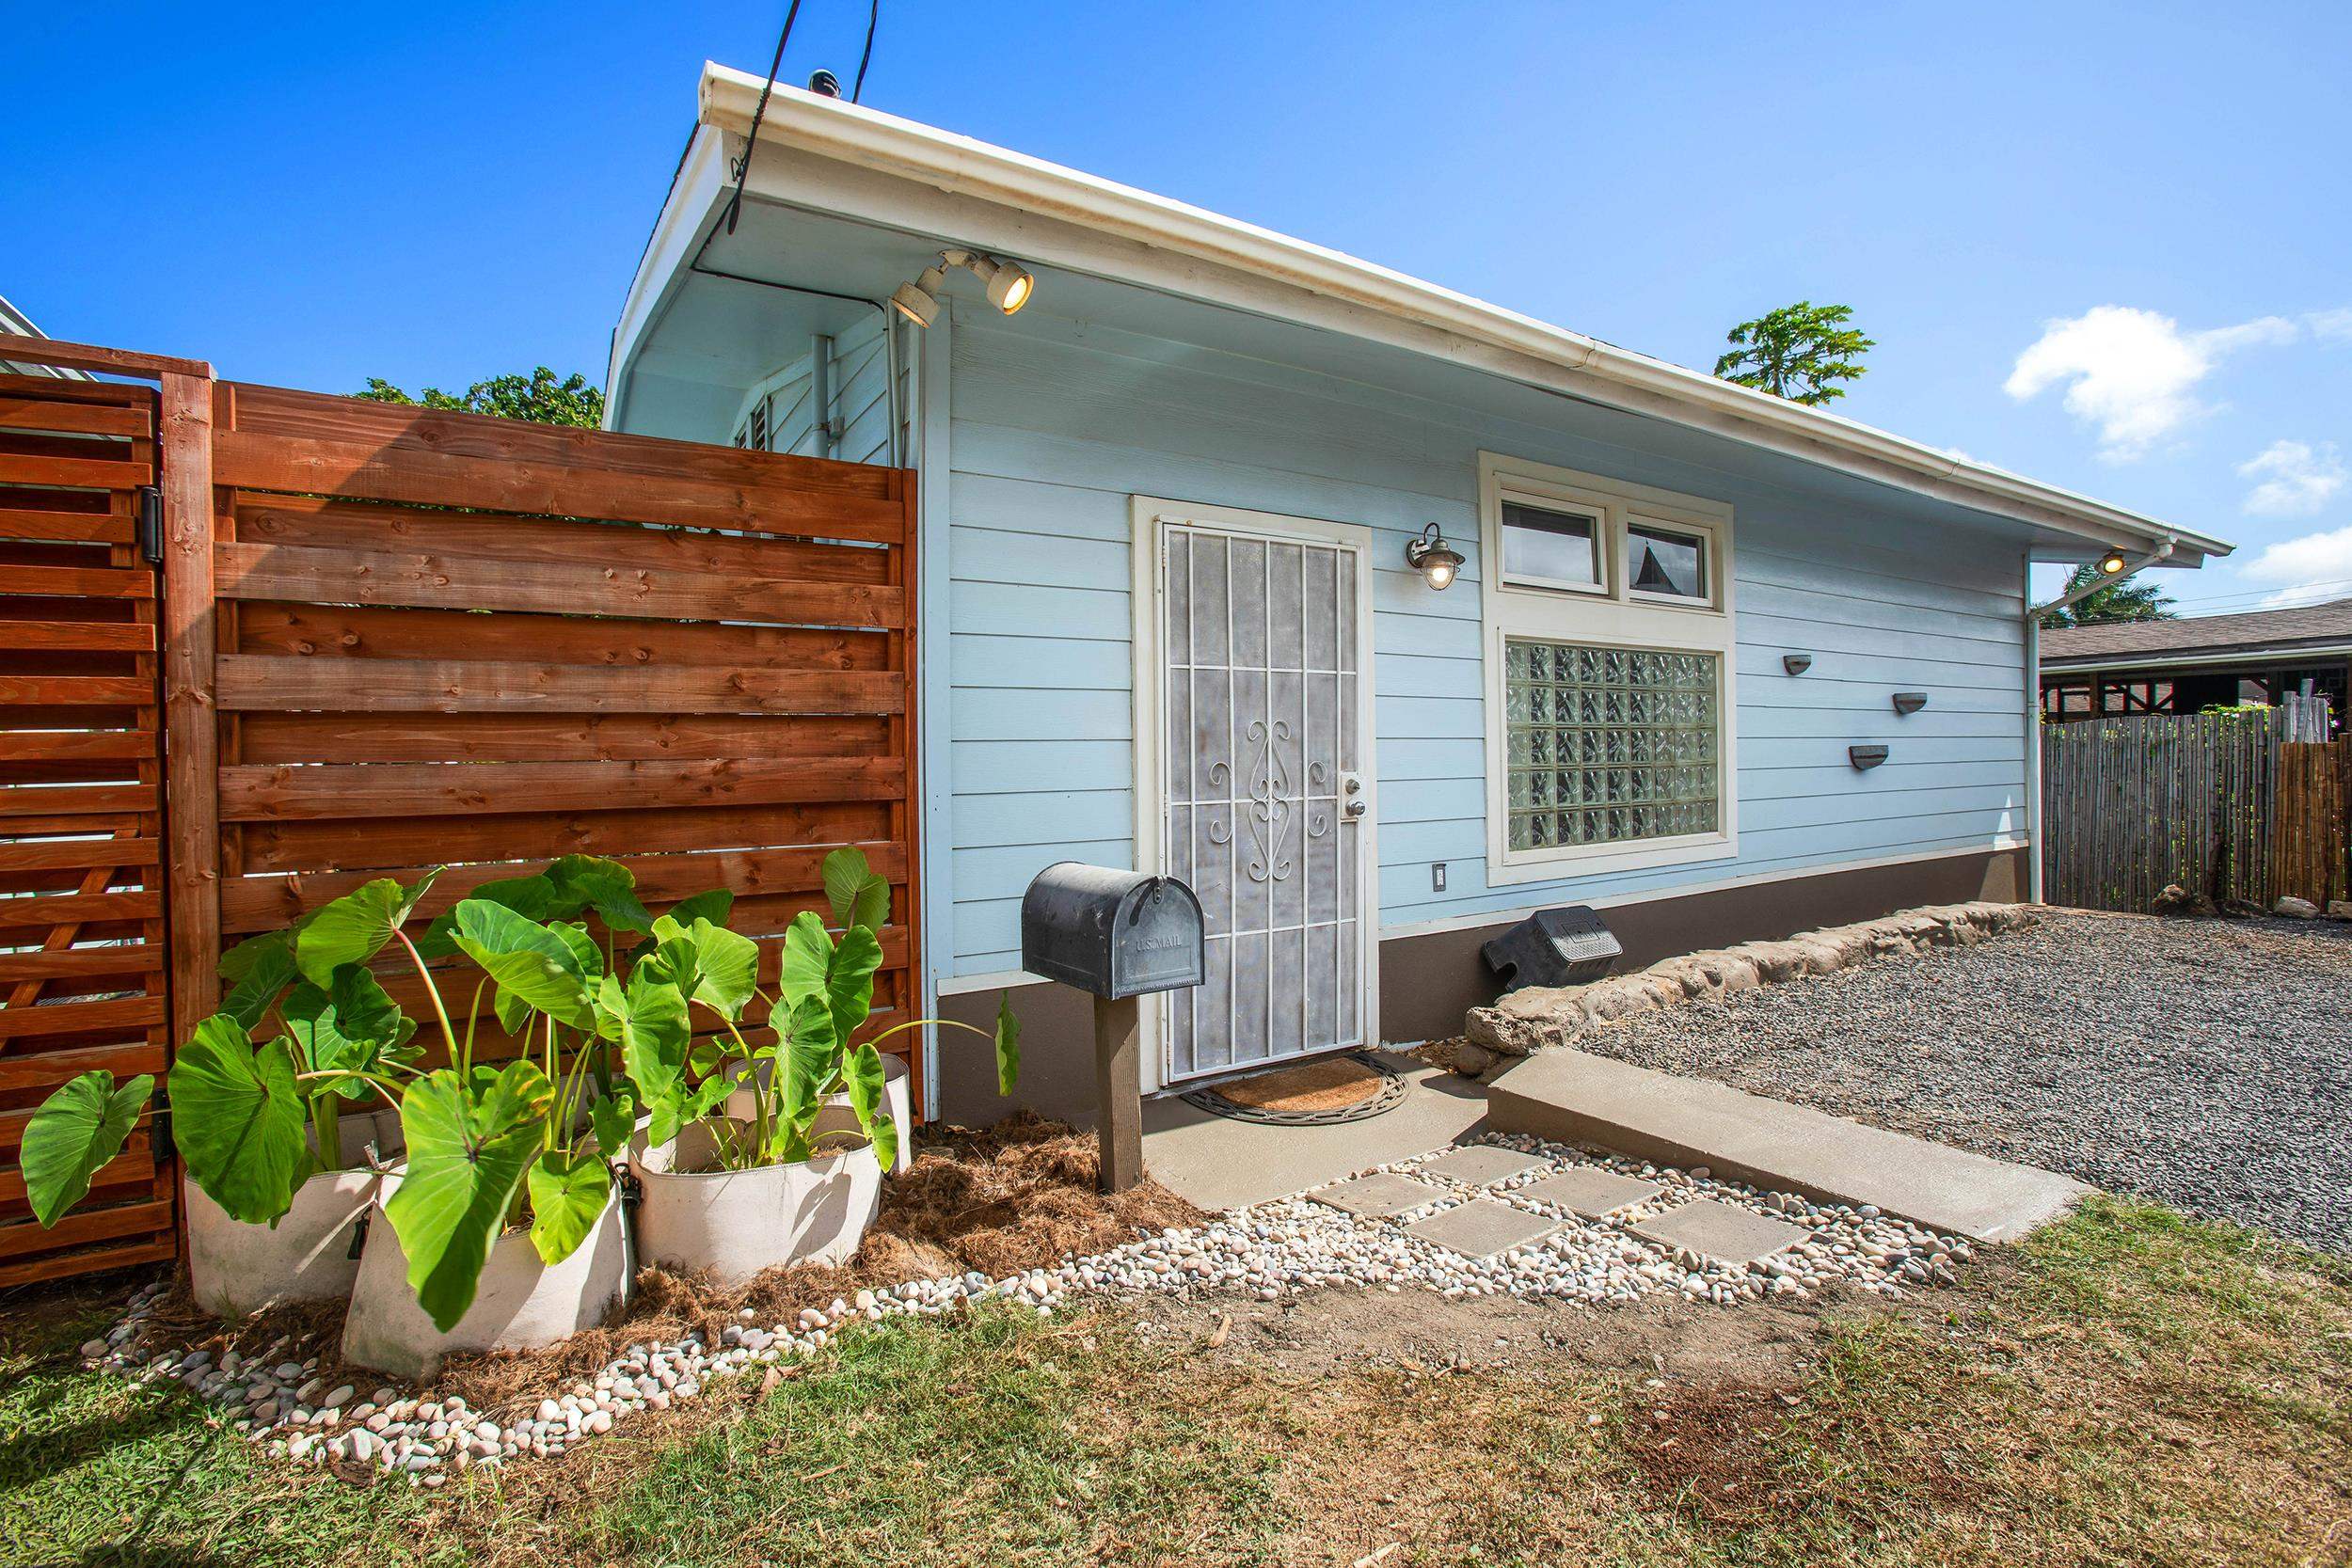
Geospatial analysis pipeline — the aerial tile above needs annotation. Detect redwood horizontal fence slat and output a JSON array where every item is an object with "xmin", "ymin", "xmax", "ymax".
[
  {"xmin": 1, "ymin": 355, "xmax": 930, "ymax": 1288},
  {"xmin": 215, "ymin": 654, "xmax": 905, "ymax": 715},
  {"xmin": 0, "ymin": 372, "xmax": 177, "ymax": 1286},
  {"xmin": 2041, "ymin": 705, "xmax": 2349, "ymax": 911},
  {"xmin": 202, "ymin": 379, "xmax": 927, "ymax": 1104}
]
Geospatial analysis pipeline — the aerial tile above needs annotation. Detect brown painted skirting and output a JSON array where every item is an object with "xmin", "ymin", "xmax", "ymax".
[{"xmin": 936, "ymin": 847, "xmax": 2028, "ymax": 1129}]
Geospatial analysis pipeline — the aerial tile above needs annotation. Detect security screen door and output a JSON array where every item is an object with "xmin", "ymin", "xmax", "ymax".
[{"xmin": 1158, "ymin": 517, "xmax": 1372, "ymax": 1085}]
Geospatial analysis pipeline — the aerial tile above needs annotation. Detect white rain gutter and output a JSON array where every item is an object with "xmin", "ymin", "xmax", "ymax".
[{"xmin": 686, "ymin": 63, "xmax": 2233, "ymax": 564}]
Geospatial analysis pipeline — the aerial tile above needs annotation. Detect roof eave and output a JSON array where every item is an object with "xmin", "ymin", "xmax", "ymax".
[{"xmin": 678, "ymin": 63, "xmax": 2232, "ymax": 562}]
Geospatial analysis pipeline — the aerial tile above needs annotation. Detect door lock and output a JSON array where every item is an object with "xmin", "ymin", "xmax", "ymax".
[{"xmin": 1341, "ymin": 772, "xmax": 1366, "ymax": 817}]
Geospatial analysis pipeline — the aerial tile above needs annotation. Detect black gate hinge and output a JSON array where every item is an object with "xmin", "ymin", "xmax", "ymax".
[{"xmin": 135, "ymin": 486, "xmax": 165, "ymax": 565}]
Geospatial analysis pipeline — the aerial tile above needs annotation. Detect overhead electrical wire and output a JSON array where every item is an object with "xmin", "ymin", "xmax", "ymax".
[
  {"xmin": 852, "ymin": 0, "xmax": 880, "ymax": 102},
  {"xmin": 723, "ymin": 0, "xmax": 805, "ymax": 235}
]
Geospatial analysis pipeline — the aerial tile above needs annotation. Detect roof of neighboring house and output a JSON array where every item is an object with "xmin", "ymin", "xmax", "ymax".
[
  {"xmin": 610, "ymin": 66, "xmax": 2236, "ymax": 568},
  {"xmin": 2042, "ymin": 597, "xmax": 2352, "ymax": 669},
  {"xmin": 0, "ymin": 293, "xmax": 95, "ymax": 380}
]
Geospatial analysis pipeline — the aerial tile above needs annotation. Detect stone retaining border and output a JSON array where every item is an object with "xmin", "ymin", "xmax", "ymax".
[{"xmin": 1448, "ymin": 901, "xmax": 2039, "ymax": 1074}]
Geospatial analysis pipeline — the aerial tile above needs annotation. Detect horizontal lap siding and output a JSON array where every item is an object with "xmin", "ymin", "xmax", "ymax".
[
  {"xmin": 208, "ymin": 386, "xmax": 926, "ymax": 1102},
  {"xmin": 942, "ymin": 319, "xmax": 2026, "ymax": 974}
]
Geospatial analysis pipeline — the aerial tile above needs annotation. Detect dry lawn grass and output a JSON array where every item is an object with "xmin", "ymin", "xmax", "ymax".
[{"xmin": 3, "ymin": 1195, "xmax": 2346, "ymax": 1567}]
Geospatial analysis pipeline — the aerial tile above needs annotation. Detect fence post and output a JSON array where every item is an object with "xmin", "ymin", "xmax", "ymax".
[{"xmin": 158, "ymin": 372, "xmax": 220, "ymax": 1040}]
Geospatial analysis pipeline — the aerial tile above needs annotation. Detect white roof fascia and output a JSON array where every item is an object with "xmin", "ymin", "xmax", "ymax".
[{"xmin": 631, "ymin": 64, "xmax": 2228, "ymax": 562}]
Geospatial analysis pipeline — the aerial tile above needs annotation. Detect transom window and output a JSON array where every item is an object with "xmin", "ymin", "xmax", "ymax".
[
  {"xmin": 1499, "ymin": 499, "xmax": 1603, "ymax": 592},
  {"xmin": 1478, "ymin": 452, "xmax": 1738, "ymax": 883}
]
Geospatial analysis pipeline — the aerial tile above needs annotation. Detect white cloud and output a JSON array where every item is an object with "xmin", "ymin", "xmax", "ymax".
[
  {"xmin": 2307, "ymin": 307, "xmax": 2352, "ymax": 341},
  {"xmin": 2237, "ymin": 523, "xmax": 2352, "ymax": 609},
  {"xmin": 2238, "ymin": 439, "xmax": 2347, "ymax": 517},
  {"xmin": 2004, "ymin": 306, "xmax": 2299, "ymax": 460}
]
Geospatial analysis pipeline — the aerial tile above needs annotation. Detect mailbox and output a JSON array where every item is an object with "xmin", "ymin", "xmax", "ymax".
[
  {"xmin": 1022, "ymin": 863, "xmax": 1205, "ymax": 1000},
  {"xmin": 1482, "ymin": 905, "xmax": 1622, "ymax": 991}
]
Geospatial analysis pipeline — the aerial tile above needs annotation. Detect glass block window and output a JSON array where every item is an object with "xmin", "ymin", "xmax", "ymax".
[{"xmin": 1502, "ymin": 639, "xmax": 1721, "ymax": 850}]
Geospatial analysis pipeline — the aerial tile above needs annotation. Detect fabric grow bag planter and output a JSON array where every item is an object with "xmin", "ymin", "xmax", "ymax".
[
  {"xmin": 339, "ymin": 1169, "xmax": 630, "ymax": 1382},
  {"xmin": 185, "ymin": 1106, "xmax": 403, "ymax": 1320},
  {"xmin": 630, "ymin": 1119, "xmax": 882, "ymax": 1284}
]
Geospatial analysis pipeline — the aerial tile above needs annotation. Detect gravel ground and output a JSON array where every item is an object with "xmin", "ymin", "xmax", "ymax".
[{"xmin": 1573, "ymin": 910, "xmax": 2352, "ymax": 1252}]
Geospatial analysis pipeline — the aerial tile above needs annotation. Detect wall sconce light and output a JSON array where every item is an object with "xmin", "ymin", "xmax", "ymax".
[
  {"xmin": 1782, "ymin": 653, "xmax": 1813, "ymax": 675},
  {"xmin": 2096, "ymin": 549, "xmax": 2128, "ymax": 576},
  {"xmin": 892, "ymin": 249, "xmax": 1036, "ymax": 328},
  {"xmin": 1892, "ymin": 691, "xmax": 1929, "ymax": 715},
  {"xmin": 1405, "ymin": 523, "xmax": 1464, "ymax": 592}
]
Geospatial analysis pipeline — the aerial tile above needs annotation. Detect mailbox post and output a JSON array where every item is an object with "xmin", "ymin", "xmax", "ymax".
[{"xmin": 1020, "ymin": 863, "xmax": 1206, "ymax": 1194}]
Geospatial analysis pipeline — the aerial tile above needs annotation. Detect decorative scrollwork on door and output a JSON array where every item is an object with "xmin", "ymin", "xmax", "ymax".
[{"xmin": 1229, "ymin": 718, "xmax": 1295, "ymax": 882}]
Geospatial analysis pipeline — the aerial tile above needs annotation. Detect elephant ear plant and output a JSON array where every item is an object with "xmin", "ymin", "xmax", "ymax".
[
  {"xmin": 17, "ymin": 854, "xmax": 694, "ymax": 1334},
  {"xmin": 21, "ymin": 873, "xmax": 439, "ymax": 1231},
  {"xmin": 638, "ymin": 847, "xmax": 1021, "ymax": 1175}
]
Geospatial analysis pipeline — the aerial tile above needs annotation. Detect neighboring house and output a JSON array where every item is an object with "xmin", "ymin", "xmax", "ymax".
[
  {"xmin": 606, "ymin": 68, "xmax": 2232, "ymax": 1123},
  {"xmin": 2041, "ymin": 598, "xmax": 2352, "ymax": 721},
  {"xmin": 0, "ymin": 293, "xmax": 95, "ymax": 379}
]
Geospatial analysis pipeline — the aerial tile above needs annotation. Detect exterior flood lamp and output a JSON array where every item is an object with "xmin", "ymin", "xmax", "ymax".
[
  {"xmin": 890, "ymin": 267, "xmax": 945, "ymax": 327},
  {"xmin": 1405, "ymin": 522, "xmax": 1465, "ymax": 591},
  {"xmin": 894, "ymin": 250, "xmax": 1036, "ymax": 328},
  {"xmin": 2097, "ymin": 549, "xmax": 2128, "ymax": 576}
]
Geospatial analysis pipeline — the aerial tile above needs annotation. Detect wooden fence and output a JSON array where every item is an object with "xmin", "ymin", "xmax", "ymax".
[
  {"xmin": 0, "ymin": 372, "xmax": 178, "ymax": 1286},
  {"xmin": 2041, "ymin": 705, "xmax": 2349, "ymax": 911},
  {"xmin": 0, "ymin": 340, "xmax": 923, "ymax": 1285}
]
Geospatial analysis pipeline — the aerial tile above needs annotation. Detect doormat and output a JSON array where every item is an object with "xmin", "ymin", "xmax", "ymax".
[{"xmin": 1181, "ymin": 1053, "xmax": 1407, "ymax": 1126}]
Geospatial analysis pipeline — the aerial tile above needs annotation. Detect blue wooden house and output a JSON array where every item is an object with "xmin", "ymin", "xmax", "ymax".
[{"xmin": 605, "ymin": 66, "xmax": 2230, "ymax": 1122}]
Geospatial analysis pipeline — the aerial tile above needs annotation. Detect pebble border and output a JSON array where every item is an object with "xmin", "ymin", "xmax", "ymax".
[{"xmin": 73, "ymin": 1133, "xmax": 1969, "ymax": 1484}]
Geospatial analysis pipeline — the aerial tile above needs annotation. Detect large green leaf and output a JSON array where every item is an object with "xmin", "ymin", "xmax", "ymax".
[
  {"xmin": 547, "ymin": 855, "xmax": 653, "ymax": 935},
  {"xmin": 841, "ymin": 1041, "xmax": 897, "ymax": 1171},
  {"xmin": 779, "ymin": 911, "xmax": 881, "ymax": 1045},
  {"xmin": 524, "ymin": 1148, "xmax": 612, "ymax": 1266},
  {"xmin": 994, "ymin": 990, "xmax": 1023, "ymax": 1098},
  {"xmin": 281, "ymin": 966, "xmax": 417, "ymax": 1079},
  {"xmin": 450, "ymin": 899, "xmax": 596, "ymax": 1031},
  {"xmin": 586, "ymin": 1090, "xmax": 636, "ymax": 1162},
  {"xmin": 599, "ymin": 970, "xmax": 691, "ymax": 1144},
  {"xmin": 775, "ymin": 911, "xmax": 834, "ymax": 1008},
  {"xmin": 414, "ymin": 872, "xmax": 561, "ymax": 959},
  {"xmin": 683, "ymin": 918, "xmax": 757, "ymax": 1019},
  {"xmin": 386, "ymin": 1060, "xmax": 553, "ymax": 1332},
  {"xmin": 217, "ymin": 931, "xmax": 299, "ymax": 1030},
  {"xmin": 550, "ymin": 920, "xmax": 605, "ymax": 985},
  {"xmin": 168, "ymin": 1016, "xmax": 310, "ymax": 1226},
  {"xmin": 20, "ymin": 1071, "xmax": 151, "ymax": 1227},
  {"xmin": 822, "ymin": 846, "xmax": 890, "ymax": 933},
  {"xmin": 775, "ymin": 992, "xmax": 840, "ymax": 1124},
  {"xmin": 662, "ymin": 889, "xmax": 734, "ymax": 933},
  {"xmin": 295, "ymin": 871, "xmax": 441, "ymax": 986}
]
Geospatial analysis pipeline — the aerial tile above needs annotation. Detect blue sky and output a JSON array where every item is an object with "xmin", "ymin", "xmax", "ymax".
[{"xmin": 8, "ymin": 1, "xmax": 2347, "ymax": 610}]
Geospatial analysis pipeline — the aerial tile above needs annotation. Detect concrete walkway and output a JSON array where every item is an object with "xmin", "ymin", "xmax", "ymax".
[
  {"xmin": 1140, "ymin": 1051, "xmax": 1488, "ymax": 1212},
  {"xmin": 1487, "ymin": 1049, "xmax": 2088, "ymax": 1243}
]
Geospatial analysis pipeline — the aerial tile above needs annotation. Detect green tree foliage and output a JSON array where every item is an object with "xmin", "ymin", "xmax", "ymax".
[
  {"xmin": 357, "ymin": 367, "xmax": 604, "ymax": 428},
  {"xmin": 2039, "ymin": 563, "xmax": 2179, "ymax": 629},
  {"xmin": 1715, "ymin": 301, "xmax": 1875, "ymax": 405}
]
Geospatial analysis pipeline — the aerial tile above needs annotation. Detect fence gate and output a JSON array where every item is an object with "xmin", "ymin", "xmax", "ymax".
[{"xmin": 0, "ymin": 374, "xmax": 177, "ymax": 1286}]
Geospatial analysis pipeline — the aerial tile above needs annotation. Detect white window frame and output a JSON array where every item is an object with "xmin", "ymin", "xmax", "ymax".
[{"xmin": 1477, "ymin": 451, "xmax": 1739, "ymax": 884}]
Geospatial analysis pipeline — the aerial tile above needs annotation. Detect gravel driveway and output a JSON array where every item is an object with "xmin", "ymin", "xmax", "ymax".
[{"xmin": 1571, "ymin": 910, "xmax": 2352, "ymax": 1253}]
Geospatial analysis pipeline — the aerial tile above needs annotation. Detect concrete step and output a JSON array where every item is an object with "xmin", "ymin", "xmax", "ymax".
[{"xmin": 1486, "ymin": 1049, "xmax": 2088, "ymax": 1243}]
